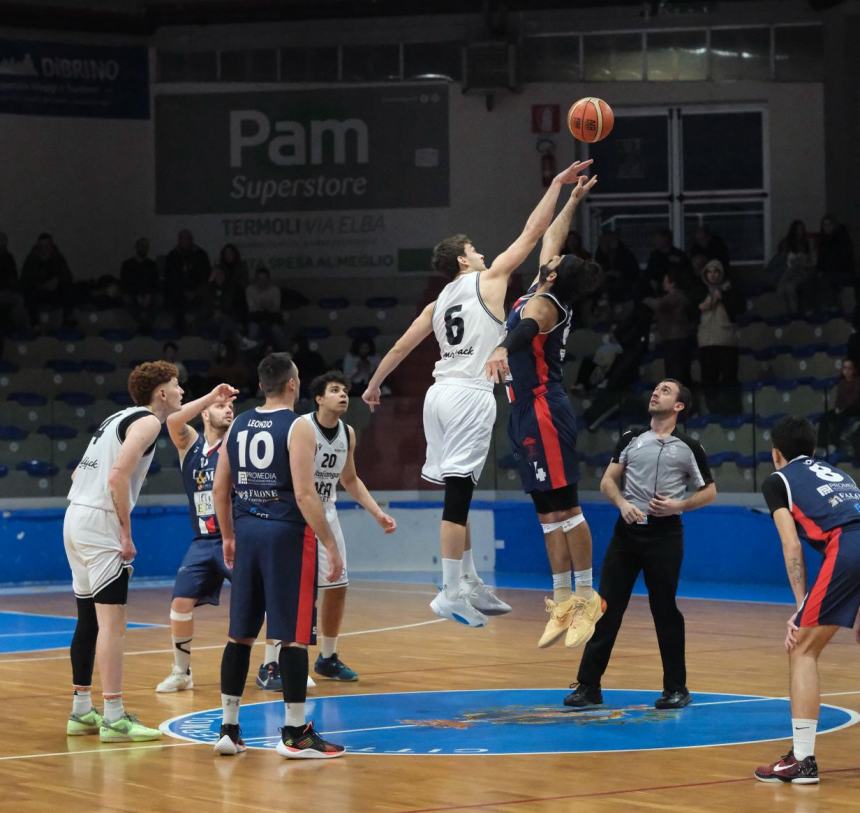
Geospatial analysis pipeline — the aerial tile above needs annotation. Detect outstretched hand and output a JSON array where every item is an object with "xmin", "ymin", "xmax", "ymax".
[
  {"xmin": 571, "ymin": 173, "xmax": 598, "ymax": 203},
  {"xmin": 210, "ymin": 382, "xmax": 239, "ymax": 404},
  {"xmin": 553, "ymin": 159, "xmax": 594, "ymax": 186}
]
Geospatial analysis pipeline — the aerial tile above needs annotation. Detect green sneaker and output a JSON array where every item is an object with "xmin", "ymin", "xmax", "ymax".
[
  {"xmin": 99, "ymin": 712, "xmax": 162, "ymax": 743},
  {"xmin": 67, "ymin": 708, "xmax": 104, "ymax": 736}
]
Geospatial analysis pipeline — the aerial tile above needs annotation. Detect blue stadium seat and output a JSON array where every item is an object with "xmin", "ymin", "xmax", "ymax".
[
  {"xmin": 99, "ymin": 329, "xmax": 135, "ymax": 342},
  {"xmin": 8, "ymin": 392, "xmax": 47, "ymax": 407},
  {"xmin": 346, "ymin": 326, "xmax": 381, "ymax": 340},
  {"xmin": 37, "ymin": 425, "xmax": 77, "ymax": 440},
  {"xmin": 109, "ymin": 391, "xmax": 134, "ymax": 406},
  {"xmin": 366, "ymin": 296, "xmax": 398, "ymax": 309},
  {"xmin": 318, "ymin": 297, "xmax": 350, "ymax": 311},
  {"xmin": 15, "ymin": 460, "xmax": 59, "ymax": 477},
  {"xmin": 80, "ymin": 359, "xmax": 117, "ymax": 373},
  {"xmin": 0, "ymin": 464, "xmax": 7, "ymax": 478},
  {"xmin": 0, "ymin": 426, "xmax": 27, "ymax": 441},
  {"xmin": 56, "ymin": 392, "xmax": 96, "ymax": 406},
  {"xmin": 184, "ymin": 359, "xmax": 211, "ymax": 374},
  {"xmin": 46, "ymin": 359, "xmax": 83, "ymax": 373},
  {"xmin": 0, "ymin": 360, "xmax": 19, "ymax": 374},
  {"xmin": 298, "ymin": 326, "xmax": 331, "ymax": 339}
]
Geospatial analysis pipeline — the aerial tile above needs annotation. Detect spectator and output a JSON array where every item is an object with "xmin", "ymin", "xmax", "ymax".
[
  {"xmin": 203, "ymin": 266, "xmax": 254, "ymax": 349},
  {"xmin": 818, "ymin": 358, "xmax": 860, "ymax": 456},
  {"xmin": 0, "ymin": 232, "xmax": 29, "ymax": 336},
  {"xmin": 20, "ymin": 232, "xmax": 75, "ymax": 327},
  {"xmin": 644, "ymin": 269, "xmax": 693, "ymax": 386},
  {"xmin": 595, "ymin": 231, "xmax": 640, "ymax": 304},
  {"xmin": 689, "ymin": 225, "xmax": 730, "ymax": 271},
  {"xmin": 207, "ymin": 340, "xmax": 252, "ymax": 396},
  {"xmin": 217, "ymin": 243, "xmax": 249, "ymax": 323},
  {"xmin": 343, "ymin": 337, "xmax": 381, "ymax": 396},
  {"xmin": 561, "ymin": 230, "xmax": 591, "ymax": 260},
  {"xmin": 246, "ymin": 267, "xmax": 286, "ymax": 348},
  {"xmin": 774, "ymin": 220, "xmax": 813, "ymax": 317},
  {"xmin": 161, "ymin": 341, "xmax": 189, "ymax": 386},
  {"xmin": 697, "ymin": 259, "xmax": 743, "ymax": 414},
  {"xmin": 164, "ymin": 229, "xmax": 211, "ymax": 331},
  {"xmin": 120, "ymin": 237, "xmax": 160, "ymax": 333},
  {"xmin": 288, "ymin": 334, "xmax": 327, "ymax": 399},
  {"xmin": 816, "ymin": 214, "xmax": 856, "ymax": 317},
  {"xmin": 645, "ymin": 229, "xmax": 694, "ymax": 296}
]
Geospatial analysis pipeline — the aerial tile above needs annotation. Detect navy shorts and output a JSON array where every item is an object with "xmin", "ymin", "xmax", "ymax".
[
  {"xmin": 796, "ymin": 526, "xmax": 860, "ymax": 629},
  {"xmin": 229, "ymin": 513, "xmax": 318, "ymax": 645},
  {"xmin": 172, "ymin": 538, "xmax": 232, "ymax": 607},
  {"xmin": 509, "ymin": 386, "xmax": 579, "ymax": 494}
]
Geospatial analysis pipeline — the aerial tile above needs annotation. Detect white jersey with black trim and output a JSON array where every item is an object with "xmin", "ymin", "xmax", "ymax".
[
  {"xmin": 67, "ymin": 407, "xmax": 157, "ymax": 512},
  {"xmin": 431, "ymin": 271, "xmax": 505, "ymax": 391},
  {"xmin": 301, "ymin": 413, "xmax": 349, "ymax": 506}
]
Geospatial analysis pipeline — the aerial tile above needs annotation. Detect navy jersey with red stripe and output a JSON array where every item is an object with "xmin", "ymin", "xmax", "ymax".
[
  {"xmin": 763, "ymin": 456, "xmax": 860, "ymax": 552},
  {"xmin": 505, "ymin": 290, "xmax": 572, "ymax": 402},
  {"xmin": 180, "ymin": 433, "xmax": 222, "ymax": 540},
  {"xmin": 226, "ymin": 407, "xmax": 304, "ymax": 524}
]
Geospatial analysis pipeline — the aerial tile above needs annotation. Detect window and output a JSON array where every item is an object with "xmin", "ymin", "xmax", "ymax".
[
  {"xmin": 157, "ymin": 50, "xmax": 217, "ymax": 82},
  {"xmin": 774, "ymin": 25, "xmax": 823, "ymax": 81},
  {"xmin": 646, "ymin": 30, "xmax": 707, "ymax": 81},
  {"xmin": 280, "ymin": 46, "xmax": 338, "ymax": 82},
  {"xmin": 522, "ymin": 35, "xmax": 581, "ymax": 82},
  {"xmin": 403, "ymin": 41, "xmax": 461, "ymax": 80},
  {"xmin": 342, "ymin": 44, "xmax": 400, "ymax": 81},
  {"xmin": 584, "ymin": 33, "xmax": 643, "ymax": 81},
  {"xmin": 709, "ymin": 27, "xmax": 770, "ymax": 81},
  {"xmin": 220, "ymin": 49, "xmax": 277, "ymax": 82}
]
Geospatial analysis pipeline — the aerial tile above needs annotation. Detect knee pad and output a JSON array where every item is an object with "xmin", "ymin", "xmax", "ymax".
[
  {"xmin": 540, "ymin": 520, "xmax": 565, "ymax": 535},
  {"xmin": 561, "ymin": 513, "xmax": 586, "ymax": 533},
  {"xmin": 170, "ymin": 609, "xmax": 194, "ymax": 622},
  {"xmin": 442, "ymin": 476, "xmax": 474, "ymax": 526}
]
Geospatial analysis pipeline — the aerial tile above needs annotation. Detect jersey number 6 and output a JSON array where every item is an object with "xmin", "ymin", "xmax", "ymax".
[{"xmin": 444, "ymin": 305, "xmax": 465, "ymax": 346}]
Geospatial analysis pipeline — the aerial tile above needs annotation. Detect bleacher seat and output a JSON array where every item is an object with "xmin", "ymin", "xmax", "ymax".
[
  {"xmin": 16, "ymin": 459, "xmax": 59, "ymax": 478},
  {"xmin": 37, "ymin": 424, "xmax": 77, "ymax": 440}
]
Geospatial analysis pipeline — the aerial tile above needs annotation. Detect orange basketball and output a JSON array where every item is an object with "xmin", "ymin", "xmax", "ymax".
[{"xmin": 567, "ymin": 97, "xmax": 614, "ymax": 143}]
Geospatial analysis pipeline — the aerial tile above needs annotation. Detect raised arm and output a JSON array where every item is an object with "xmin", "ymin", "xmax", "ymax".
[
  {"xmin": 107, "ymin": 414, "xmax": 162, "ymax": 562},
  {"xmin": 484, "ymin": 295, "xmax": 560, "ymax": 384},
  {"xmin": 362, "ymin": 300, "xmax": 435, "ymax": 412},
  {"xmin": 538, "ymin": 174, "xmax": 599, "ymax": 268},
  {"xmin": 339, "ymin": 425, "xmax": 396, "ymax": 533},
  {"xmin": 166, "ymin": 382, "xmax": 238, "ymax": 459},
  {"xmin": 485, "ymin": 159, "xmax": 593, "ymax": 282}
]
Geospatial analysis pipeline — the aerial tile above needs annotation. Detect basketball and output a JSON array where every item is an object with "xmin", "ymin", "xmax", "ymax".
[{"xmin": 568, "ymin": 97, "xmax": 614, "ymax": 143}]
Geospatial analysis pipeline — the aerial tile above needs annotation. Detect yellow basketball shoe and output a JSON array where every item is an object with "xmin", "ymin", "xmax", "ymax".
[
  {"xmin": 564, "ymin": 591, "xmax": 606, "ymax": 648},
  {"xmin": 537, "ymin": 595, "xmax": 580, "ymax": 648}
]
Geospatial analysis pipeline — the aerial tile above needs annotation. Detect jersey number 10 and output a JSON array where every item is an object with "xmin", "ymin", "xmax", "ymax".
[{"xmin": 236, "ymin": 430, "xmax": 275, "ymax": 469}]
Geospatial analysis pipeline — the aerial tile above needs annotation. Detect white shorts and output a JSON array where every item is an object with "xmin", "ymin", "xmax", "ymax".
[
  {"xmin": 63, "ymin": 503, "xmax": 132, "ymax": 600},
  {"xmin": 317, "ymin": 504, "xmax": 348, "ymax": 589},
  {"xmin": 422, "ymin": 381, "xmax": 496, "ymax": 485}
]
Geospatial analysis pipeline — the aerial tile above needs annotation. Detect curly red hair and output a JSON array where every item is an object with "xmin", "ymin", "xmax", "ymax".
[{"xmin": 127, "ymin": 361, "xmax": 178, "ymax": 406}]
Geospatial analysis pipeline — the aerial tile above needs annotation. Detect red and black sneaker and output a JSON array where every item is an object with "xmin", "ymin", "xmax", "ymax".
[
  {"xmin": 754, "ymin": 749, "xmax": 819, "ymax": 784},
  {"xmin": 213, "ymin": 723, "xmax": 247, "ymax": 756},
  {"xmin": 276, "ymin": 722, "xmax": 345, "ymax": 760}
]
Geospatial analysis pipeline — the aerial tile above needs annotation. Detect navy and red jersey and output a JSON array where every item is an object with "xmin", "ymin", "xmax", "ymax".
[
  {"xmin": 180, "ymin": 433, "xmax": 222, "ymax": 540},
  {"xmin": 225, "ymin": 406, "xmax": 304, "ymax": 524},
  {"xmin": 762, "ymin": 456, "xmax": 860, "ymax": 552},
  {"xmin": 505, "ymin": 290, "xmax": 572, "ymax": 403}
]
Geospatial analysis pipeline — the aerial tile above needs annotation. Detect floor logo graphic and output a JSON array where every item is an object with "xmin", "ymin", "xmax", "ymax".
[{"xmin": 161, "ymin": 689, "xmax": 859, "ymax": 756}]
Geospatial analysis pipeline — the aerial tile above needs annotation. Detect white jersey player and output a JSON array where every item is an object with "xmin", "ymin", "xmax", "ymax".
[
  {"xmin": 306, "ymin": 371, "xmax": 396, "ymax": 682},
  {"xmin": 64, "ymin": 361, "xmax": 184, "ymax": 744},
  {"xmin": 362, "ymin": 159, "xmax": 597, "ymax": 627}
]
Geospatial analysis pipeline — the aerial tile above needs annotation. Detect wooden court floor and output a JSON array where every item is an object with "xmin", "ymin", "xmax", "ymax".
[{"xmin": 1, "ymin": 582, "xmax": 858, "ymax": 813}]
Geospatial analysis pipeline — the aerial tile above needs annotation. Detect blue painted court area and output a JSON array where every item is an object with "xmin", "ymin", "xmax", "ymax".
[
  {"xmin": 161, "ymin": 689, "xmax": 859, "ymax": 755},
  {"xmin": 0, "ymin": 611, "xmax": 157, "ymax": 654}
]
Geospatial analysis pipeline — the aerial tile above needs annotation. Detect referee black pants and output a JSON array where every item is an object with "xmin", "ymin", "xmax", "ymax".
[{"xmin": 577, "ymin": 516, "xmax": 686, "ymax": 692}]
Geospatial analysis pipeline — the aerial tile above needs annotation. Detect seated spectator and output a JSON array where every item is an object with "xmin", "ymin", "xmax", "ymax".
[
  {"xmin": 343, "ymin": 337, "xmax": 381, "ymax": 396},
  {"xmin": 162, "ymin": 341, "xmax": 189, "ymax": 385},
  {"xmin": 164, "ymin": 229, "xmax": 211, "ymax": 331},
  {"xmin": 645, "ymin": 229, "xmax": 694, "ymax": 295},
  {"xmin": 644, "ymin": 269, "xmax": 693, "ymax": 386},
  {"xmin": 120, "ymin": 237, "xmax": 160, "ymax": 333},
  {"xmin": 207, "ymin": 340, "xmax": 252, "ymax": 397},
  {"xmin": 20, "ymin": 232, "xmax": 75, "ymax": 328},
  {"xmin": 774, "ymin": 219, "xmax": 813, "ymax": 317},
  {"xmin": 689, "ymin": 225, "xmax": 730, "ymax": 271},
  {"xmin": 288, "ymin": 334, "xmax": 327, "ymax": 399},
  {"xmin": 246, "ymin": 267, "xmax": 286, "ymax": 348},
  {"xmin": 595, "ymin": 230, "xmax": 639, "ymax": 304},
  {"xmin": 818, "ymin": 358, "xmax": 860, "ymax": 455},
  {"xmin": 217, "ymin": 243, "xmax": 249, "ymax": 322},
  {"xmin": 816, "ymin": 214, "xmax": 855, "ymax": 317},
  {"xmin": 697, "ymin": 259, "xmax": 742, "ymax": 414},
  {"xmin": 203, "ymin": 266, "xmax": 253, "ymax": 349},
  {"xmin": 0, "ymin": 231, "xmax": 29, "ymax": 336}
]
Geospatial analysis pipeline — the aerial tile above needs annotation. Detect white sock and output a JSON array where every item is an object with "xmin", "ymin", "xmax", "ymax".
[
  {"xmin": 264, "ymin": 641, "xmax": 281, "ymax": 664},
  {"xmin": 552, "ymin": 571, "xmax": 572, "ymax": 603},
  {"xmin": 574, "ymin": 568, "xmax": 594, "ymax": 599},
  {"xmin": 172, "ymin": 636, "xmax": 192, "ymax": 674},
  {"xmin": 221, "ymin": 693, "xmax": 241, "ymax": 725},
  {"xmin": 103, "ymin": 695, "xmax": 124, "ymax": 723},
  {"xmin": 320, "ymin": 635, "xmax": 338, "ymax": 659},
  {"xmin": 442, "ymin": 558, "xmax": 461, "ymax": 599},
  {"xmin": 72, "ymin": 689, "xmax": 92, "ymax": 716},
  {"xmin": 460, "ymin": 549, "xmax": 480, "ymax": 582},
  {"xmin": 285, "ymin": 702, "xmax": 306, "ymax": 728},
  {"xmin": 792, "ymin": 718, "xmax": 817, "ymax": 760}
]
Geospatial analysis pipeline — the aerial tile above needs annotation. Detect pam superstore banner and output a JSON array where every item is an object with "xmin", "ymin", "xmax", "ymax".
[
  {"xmin": 155, "ymin": 84, "xmax": 449, "ymax": 214},
  {"xmin": 0, "ymin": 39, "xmax": 149, "ymax": 119}
]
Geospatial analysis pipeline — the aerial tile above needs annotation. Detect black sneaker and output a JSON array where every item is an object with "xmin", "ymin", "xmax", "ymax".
[
  {"xmin": 655, "ymin": 689, "xmax": 691, "ymax": 709},
  {"xmin": 213, "ymin": 723, "xmax": 246, "ymax": 755},
  {"xmin": 256, "ymin": 661, "xmax": 282, "ymax": 691},
  {"xmin": 563, "ymin": 682, "xmax": 603, "ymax": 708},
  {"xmin": 314, "ymin": 653, "xmax": 359, "ymax": 682},
  {"xmin": 755, "ymin": 749, "xmax": 819, "ymax": 784},
  {"xmin": 276, "ymin": 722, "xmax": 346, "ymax": 760}
]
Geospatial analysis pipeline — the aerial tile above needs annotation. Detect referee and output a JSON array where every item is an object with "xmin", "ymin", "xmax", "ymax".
[{"xmin": 566, "ymin": 379, "xmax": 716, "ymax": 710}]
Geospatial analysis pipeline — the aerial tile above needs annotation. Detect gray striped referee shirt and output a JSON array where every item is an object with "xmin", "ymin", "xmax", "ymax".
[{"xmin": 612, "ymin": 428, "xmax": 714, "ymax": 517}]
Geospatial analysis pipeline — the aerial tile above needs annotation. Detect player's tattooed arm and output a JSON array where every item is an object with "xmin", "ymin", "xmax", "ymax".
[
  {"xmin": 773, "ymin": 508, "xmax": 807, "ymax": 608},
  {"xmin": 167, "ymin": 382, "xmax": 238, "ymax": 458}
]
